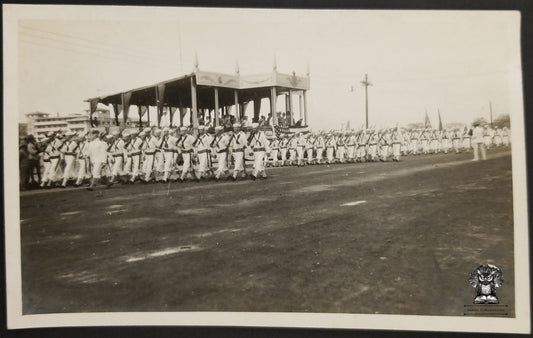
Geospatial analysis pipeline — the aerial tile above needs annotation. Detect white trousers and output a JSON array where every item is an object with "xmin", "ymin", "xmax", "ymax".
[
  {"xmin": 326, "ymin": 148, "xmax": 335, "ymax": 163},
  {"xmin": 75, "ymin": 158, "xmax": 89, "ymax": 184},
  {"xmin": 143, "ymin": 154, "xmax": 155, "ymax": 180},
  {"xmin": 232, "ymin": 151, "xmax": 245, "ymax": 177},
  {"xmin": 315, "ymin": 148, "xmax": 324, "ymax": 162},
  {"xmin": 180, "ymin": 153, "xmax": 194, "ymax": 179},
  {"xmin": 252, "ymin": 151, "xmax": 266, "ymax": 177},
  {"xmin": 215, "ymin": 151, "xmax": 228, "ymax": 178},
  {"xmin": 346, "ymin": 146, "xmax": 355, "ymax": 159},
  {"xmin": 91, "ymin": 161, "xmax": 105, "ymax": 179},
  {"xmin": 198, "ymin": 152, "xmax": 210, "ymax": 175},
  {"xmin": 111, "ymin": 156, "xmax": 124, "ymax": 177},
  {"xmin": 62, "ymin": 155, "xmax": 76, "ymax": 183}
]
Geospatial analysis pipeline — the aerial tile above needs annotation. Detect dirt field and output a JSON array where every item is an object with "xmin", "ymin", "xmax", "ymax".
[{"xmin": 19, "ymin": 147, "xmax": 514, "ymax": 316}]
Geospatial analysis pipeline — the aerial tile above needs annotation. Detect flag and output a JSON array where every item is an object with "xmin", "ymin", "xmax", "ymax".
[
  {"xmin": 274, "ymin": 121, "xmax": 290, "ymax": 139},
  {"xmin": 346, "ymin": 120, "xmax": 350, "ymax": 130},
  {"xmin": 438, "ymin": 110, "xmax": 443, "ymax": 131},
  {"xmin": 424, "ymin": 111, "xmax": 431, "ymax": 128}
]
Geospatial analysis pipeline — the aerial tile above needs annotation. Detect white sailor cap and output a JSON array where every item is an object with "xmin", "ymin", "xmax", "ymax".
[
  {"xmin": 215, "ymin": 126, "xmax": 223, "ymax": 131},
  {"xmin": 143, "ymin": 127, "xmax": 152, "ymax": 133},
  {"xmin": 129, "ymin": 130, "xmax": 139, "ymax": 136},
  {"xmin": 153, "ymin": 129, "xmax": 162, "ymax": 135},
  {"xmin": 111, "ymin": 130, "xmax": 120, "ymax": 137},
  {"xmin": 179, "ymin": 126, "xmax": 188, "ymax": 132},
  {"xmin": 251, "ymin": 122, "xmax": 259, "ymax": 129},
  {"xmin": 105, "ymin": 134, "xmax": 114, "ymax": 140},
  {"xmin": 198, "ymin": 125, "xmax": 206, "ymax": 130},
  {"xmin": 232, "ymin": 123, "xmax": 241, "ymax": 128},
  {"xmin": 163, "ymin": 127, "xmax": 170, "ymax": 132},
  {"xmin": 65, "ymin": 131, "xmax": 76, "ymax": 137},
  {"xmin": 139, "ymin": 131, "xmax": 146, "ymax": 137}
]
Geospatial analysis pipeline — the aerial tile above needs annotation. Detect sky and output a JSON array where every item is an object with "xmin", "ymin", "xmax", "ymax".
[{"xmin": 14, "ymin": 6, "xmax": 522, "ymax": 130}]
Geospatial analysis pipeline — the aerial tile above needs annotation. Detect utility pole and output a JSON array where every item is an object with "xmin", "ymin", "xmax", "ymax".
[{"xmin": 360, "ymin": 74, "xmax": 372, "ymax": 129}]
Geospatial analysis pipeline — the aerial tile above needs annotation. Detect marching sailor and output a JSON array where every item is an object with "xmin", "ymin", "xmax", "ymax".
[
  {"xmin": 161, "ymin": 128, "xmax": 178, "ymax": 183},
  {"xmin": 195, "ymin": 125, "xmax": 214, "ymax": 180},
  {"xmin": 305, "ymin": 133, "xmax": 315, "ymax": 165},
  {"xmin": 212, "ymin": 126, "xmax": 231, "ymax": 181},
  {"xmin": 325, "ymin": 131, "xmax": 336, "ymax": 164},
  {"xmin": 59, "ymin": 131, "xmax": 78, "ymax": 187},
  {"xmin": 296, "ymin": 132, "xmax": 306, "ymax": 166},
  {"xmin": 126, "ymin": 130, "xmax": 143, "ymax": 183},
  {"xmin": 178, "ymin": 126, "xmax": 198, "ymax": 182},
  {"xmin": 269, "ymin": 135, "xmax": 280, "ymax": 167},
  {"xmin": 74, "ymin": 131, "xmax": 90, "ymax": 187},
  {"xmin": 229, "ymin": 123, "xmax": 248, "ymax": 181},
  {"xmin": 336, "ymin": 131, "xmax": 346, "ymax": 163},
  {"xmin": 314, "ymin": 132, "xmax": 325, "ymax": 164},
  {"xmin": 346, "ymin": 131, "xmax": 357, "ymax": 163},
  {"xmin": 142, "ymin": 128, "xmax": 160, "ymax": 183},
  {"xmin": 107, "ymin": 130, "xmax": 126, "ymax": 185},
  {"xmin": 249, "ymin": 122, "xmax": 271, "ymax": 180},
  {"xmin": 288, "ymin": 133, "xmax": 298, "ymax": 166},
  {"xmin": 391, "ymin": 128, "xmax": 404, "ymax": 162},
  {"xmin": 279, "ymin": 135, "xmax": 289, "ymax": 166}
]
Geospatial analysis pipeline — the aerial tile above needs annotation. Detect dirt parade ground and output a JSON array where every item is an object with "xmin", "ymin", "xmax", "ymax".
[{"xmin": 19, "ymin": 147, "xmax": 514, "ymax": 316}]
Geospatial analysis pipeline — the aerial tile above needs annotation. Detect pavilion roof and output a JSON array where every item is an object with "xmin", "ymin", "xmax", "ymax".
[{"xmin": 85, "ymin": 70, "xmax": 310, "ymax": 109}]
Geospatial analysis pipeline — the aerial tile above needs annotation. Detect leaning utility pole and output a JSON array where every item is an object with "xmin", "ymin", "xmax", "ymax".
[{"xmin": 360, "ymin": 74, "xmax": 372, "ymax": 129}]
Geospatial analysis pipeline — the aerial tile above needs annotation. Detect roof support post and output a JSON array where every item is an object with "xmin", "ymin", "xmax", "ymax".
[
  {"xmin": 270, "ymin": 87, "xmax": 277, "ymax": 126},
  {"xmin": 289, "ymin": 90, "xmax": 295, "ymax": 125},
  {"xmin": 89, "ymin": 100, "xmax": 98, "ymax": 127},
  {"xmin": 122, "ymin": 92, "xmax": 132, "ymax": 126},
  {"xmin": 190, "ymin": 77, "xmax": 199, "ymax": 128},
  {"xmin": 156, "ymin": 84, "xmax": 166, "ymax": 128},
  {"xmin": 234, "ymin": 90, "xmax": 239, "ymax": 123},
  {"xmin": 303, "ymin": 90, "xmax": 309, "ymax": 126},
  {"xmin": 214, "ymin": 88, "xmax": 219, "ymax": 127}
]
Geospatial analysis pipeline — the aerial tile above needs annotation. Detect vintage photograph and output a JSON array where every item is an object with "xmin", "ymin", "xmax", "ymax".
[{"xmin": 4, "ymin": 4, "xmax": 530, "ymax": 333}]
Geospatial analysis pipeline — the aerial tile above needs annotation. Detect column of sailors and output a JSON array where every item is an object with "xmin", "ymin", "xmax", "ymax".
[
  {"xmin": 25, "ymin": 124, "xmax": 510, "ymax": 190},
  {"xmin": 268, "ymin": 125, "xmax": 510, "ymax": 166},
  {"xmin": 31, "ymin": 122, "xmax": 271, "ymax": 190}
]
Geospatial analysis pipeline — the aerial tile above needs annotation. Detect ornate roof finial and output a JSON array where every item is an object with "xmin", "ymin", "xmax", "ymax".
[
  {"xmin": 306, "ymin": 63, "xmax": 310, "ymax": 77},
  {"xmin": 273, "ymin": 54, "xmax": 277, "ymax": 71},
  {"xmin": 194, "ymin": 51, "xmax": 199, "ymax": 72},
  {"xmin": 235, "ymin": 59, "xmax": 240, "ymax": 75}
]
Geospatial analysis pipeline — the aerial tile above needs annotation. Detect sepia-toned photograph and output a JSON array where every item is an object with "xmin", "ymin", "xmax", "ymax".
[{"xmin": 3, "ymin": 4, "xmax": 530, "ymax": 334}]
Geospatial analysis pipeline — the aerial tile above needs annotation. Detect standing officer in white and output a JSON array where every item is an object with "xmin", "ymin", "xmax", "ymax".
[
  {"xmin": 229, "ymin": 123, "xmax": 248, "ymax": 181},
  {"xmin": 86, "ymin": 130, "xmax": 109, "ymax": 190},
  {"xmin": 472, "ymin": 123, "xmax": 487, "ymax": 161},
  {"xmin": 249, "ymin": 122, "xmax": 271, "ymax": 180}
]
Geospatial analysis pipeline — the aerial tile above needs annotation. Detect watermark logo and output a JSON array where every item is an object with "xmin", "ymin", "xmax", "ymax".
[{"xmin": 468, "ymin": 264, "xmax": 504, "ymax": 304}]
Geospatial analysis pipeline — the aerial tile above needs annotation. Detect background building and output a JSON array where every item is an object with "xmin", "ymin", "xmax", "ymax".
[{"xmin": 25, "ymin": 111, "xmax": 91, "ymax": 136}]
